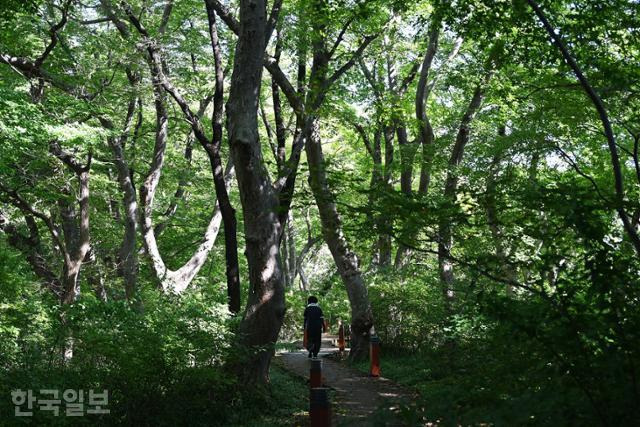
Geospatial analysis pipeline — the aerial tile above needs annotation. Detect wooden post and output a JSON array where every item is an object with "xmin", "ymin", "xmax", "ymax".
[
  {"xmin": 310, "ymin": 358, "xmax": 322, "ymax": 388},
  {"xmin": 369, "ymin": 335, "xmax": 380, "ymax": 377},
  {"xmin": 310, "ymin": 387, "xmax": 331, "ymax": 427},
  {"xmin": 338, "ymin": 320, "xmax": 345, "ymax": 352}
]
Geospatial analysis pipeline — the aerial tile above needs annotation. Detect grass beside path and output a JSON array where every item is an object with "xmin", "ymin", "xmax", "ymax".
[
  {"xmin": 227, "ymin": 364, "xmax": 309, "ymax": 426},
  {"xmin": 349, "ymin": 346, "xmax": 598, "ymax": 426}
]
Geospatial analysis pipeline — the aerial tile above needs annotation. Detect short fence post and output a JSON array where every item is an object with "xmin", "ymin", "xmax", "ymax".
[
  {"xmin": 309, "ymin": 387, "xmax": 331, "ymax": 427},
  {"xmin": 338, "ymin": 321, "xmax": 345, "ymax": 352},
  {"xmin": 369, "ymin": 335, "xmax": 380, "ymax": 377},
  {"xmin": 310, "ymin": 358, "xmax": 322, "ymax": 388}
]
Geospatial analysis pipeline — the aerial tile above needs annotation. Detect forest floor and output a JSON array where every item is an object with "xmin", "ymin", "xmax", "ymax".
[{"xmin": 275, "ymin": 335, "xmax": 416, "ymax": 426}]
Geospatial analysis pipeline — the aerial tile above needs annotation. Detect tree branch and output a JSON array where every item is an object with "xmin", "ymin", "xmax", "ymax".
[
  {"xmin": 35, "ymin": 0, "xmax": 72, "ymax": 68},
  {"xmin": 265, "ymin": 0, "xmax": 283, "ymax": 44},
  {"xmin": 0, "ymin": 183, "xmax": 65, "ymax": 253},
  {"xmin": 326, "ymin": 33, "xmax": 378, "ymax": 88},
  {"xmin": 527, "ymin": 0, "xmax": 640, "ymax": 255},
  {"xmin": 328, "ymin": 16, "xmax": 354, "ymax": 60}
]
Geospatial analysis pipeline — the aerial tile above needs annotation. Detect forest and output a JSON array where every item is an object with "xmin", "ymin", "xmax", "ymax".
[{"xmin": 0, "ymin": 0, "xmax": 639, "ymax": 425}]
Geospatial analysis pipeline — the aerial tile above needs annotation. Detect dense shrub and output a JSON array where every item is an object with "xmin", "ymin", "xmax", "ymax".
[{"xmin": 0, "ymin": 263, "xmax": 310, "ymax": 426}]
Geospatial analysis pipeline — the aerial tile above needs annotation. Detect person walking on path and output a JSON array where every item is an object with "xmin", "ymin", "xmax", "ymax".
[{"xmin": 304, "ymin": 296, "xmax": 326, "ymax": 358}]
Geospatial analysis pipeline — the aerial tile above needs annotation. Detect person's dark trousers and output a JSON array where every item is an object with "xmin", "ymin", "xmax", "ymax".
[{"xmin": 308, "ymin": 330, "xmax": 322, "ymax": 357}]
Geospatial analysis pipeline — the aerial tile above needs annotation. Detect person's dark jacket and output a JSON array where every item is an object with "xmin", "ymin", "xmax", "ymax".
[{"xmin": 303, "ymin": 303, "xmax": 325, "ymax": 335}]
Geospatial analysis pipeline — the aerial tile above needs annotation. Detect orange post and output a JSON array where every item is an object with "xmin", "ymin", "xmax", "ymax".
[
  {"xmin": 310, "ymin": 387, "xmax": 331, "ymax": 427},
  {"xmin": 310, "ymin": 358, "xmax": 322, "ymax": 388},
  {"xmin": 369, "ymin": 335, "xmax": 380, "ymax": 377},
  {"xmin": 338, "ymin": 321, "xmax": 345, "ymax": 352}
]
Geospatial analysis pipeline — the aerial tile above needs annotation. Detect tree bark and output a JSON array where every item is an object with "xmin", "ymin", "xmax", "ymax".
[
  {"xmin": 49, "ymin": 142, "xmax": 92, "ymax": 361},
  {"xmin": 210, "ymin": 0, "xmax": 376, "ymax": 364},
  {"xmin": 135, "ymin": 78, "xmax": 230, "ymax": 294},
  {"xmin": 438, "ymin": 67, "xmax": 495, "ymax": 305},
  {"xmin": 416, "ymin": 20, "xmax": 440, "ymax": 195},
  {"xmin": 205, "ymin": 6, "xmax": 241, "ymax": 313},
  {"xmin": 124, "ymin": 3, "xmax": 242, "ymax": 308},
  {"xmin": 224, "ymin": 0, "xmax": 286, "ymax": 383},
  {"xmin": 395, "ymin": 19, "xmax": 440, "ymax": 269},
  {"xmin": 305, "ymin": 117, "xmax": 374, "ymax": 361},
  {"xmin": 49, "ymin": 142, "xmax": 92, "ymax": 305},
  {"xmin": 301, "ymin": 0, "xmax": 375, "ymax": 360},
  {"xmin": 101, "ymin": 96, "xmax": 139, "ymax": 301}
]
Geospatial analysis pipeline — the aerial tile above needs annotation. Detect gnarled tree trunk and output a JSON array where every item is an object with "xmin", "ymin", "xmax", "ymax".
[{"xmin": 224, "ymin": 0, "xmax": 286, "ymax": 383}]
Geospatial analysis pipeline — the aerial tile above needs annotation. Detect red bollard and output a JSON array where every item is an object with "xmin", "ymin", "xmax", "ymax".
[
  {"xmin": 310, "ymin": 358, "xmax": 322, "ymax": 388},
  {"xmin": 369, "ymin": 335, "xmax": 380, "ymax": 377},
  {"xmin": 338, "ymin": 322, "xmax": 345, "ymax": 352},
  {"xmin": 310, "ymin": 387, "xmax": 331, "ymax": 427}
]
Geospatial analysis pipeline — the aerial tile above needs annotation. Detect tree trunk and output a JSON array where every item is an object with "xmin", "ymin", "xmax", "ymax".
[
  {"xmin": 49, "ymin": 142, "xmax": 92, "ymax": 305},
  {"xmin": 438, "ymin": 68, "xmax": 494, "ymax": 307},
  {"xmin": 49, "ymin": 142, "xmax": 92, "ymax": 361},
  {"xmin": 281, "ymin": 223, "xmax": 292, "ymax": 288},
  {"xmin": 130, "ymin": 48, "xmax": 231, "ymax": 294},
  {"xmin": 395, "ymin": 20, "xmax": 440, "ymax": 269},
  {"xmin": 107, "ymin": 131, "xmax": 138, "ymax": 300},
  {"xmin": 300, "ymin": 0, "xmax": 375, "ymax": 360},
  {"xmin": 485, "ymin": 127, "xmax": 516, "ymax": 295},
  {"xmin": 305, "ymin": 117, "xmax": 374, "ymax": 361},
  {"xmin": 124, "ymin": 4, "xmax": 242, "ymax": 308},
  {"xmin": 281, "ymin": 210, "xmax": 296, "ymax": 288},
  {"xmin": 205, "ymin": 2, "xmax": 241, "ymax": 314},
  {"xmin": 225, "ymin": 0, "xmax": 286, "ymax": 383}
]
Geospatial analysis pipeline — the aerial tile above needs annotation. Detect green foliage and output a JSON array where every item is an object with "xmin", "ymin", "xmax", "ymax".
[
  {"xmin": 0, "ymin": 239, "xmax": 54, "ymax": 371},
  {"xmin": 0, "ymin": 269, "xmax": 308, "ymax": 426},
  {"xmin": 0, "ymin": 283, "xmax": 237, "ymax": 425},
  {"xmin": 226, "ymin": 364, "xmax": 309, "ymax": 426},
  {"xmin": 2, "ymin": 0, "xmax": 640, "ymax": 424},
  {"xmin": 366, "ymin": 270, "xmax": 446, "ymax": 350},
  {"xmin": 355, "ymin": 295, "xmax": 640, "ymax": 425}
]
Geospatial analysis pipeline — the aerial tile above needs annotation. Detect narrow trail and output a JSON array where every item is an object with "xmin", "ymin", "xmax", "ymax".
[{"xmin": 276, "ymin": 335, "xmax": 415, "ymax": 426}]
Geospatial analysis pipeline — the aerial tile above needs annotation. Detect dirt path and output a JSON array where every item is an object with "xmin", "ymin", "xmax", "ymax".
[{"xmin": 275, "ymin": 336, "xmax": 415, "ymax": 426}]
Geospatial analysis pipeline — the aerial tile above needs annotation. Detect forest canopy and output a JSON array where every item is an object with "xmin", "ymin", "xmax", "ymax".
[{"xmin": 0, "ymin": 0, "xmax": 639, "ymax": 425}]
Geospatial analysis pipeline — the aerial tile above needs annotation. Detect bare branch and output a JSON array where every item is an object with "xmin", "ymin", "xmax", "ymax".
[
  {"xmin": 265, "ymin": 56, "xmax": 305, "ymax": 116},
  {"xmin": 49, "ymin": 141, "xmax": 92, "ymax": 174},
  {"xmin": 358, "ymin": 58, "xmax": 382, "ymax": 100}
]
